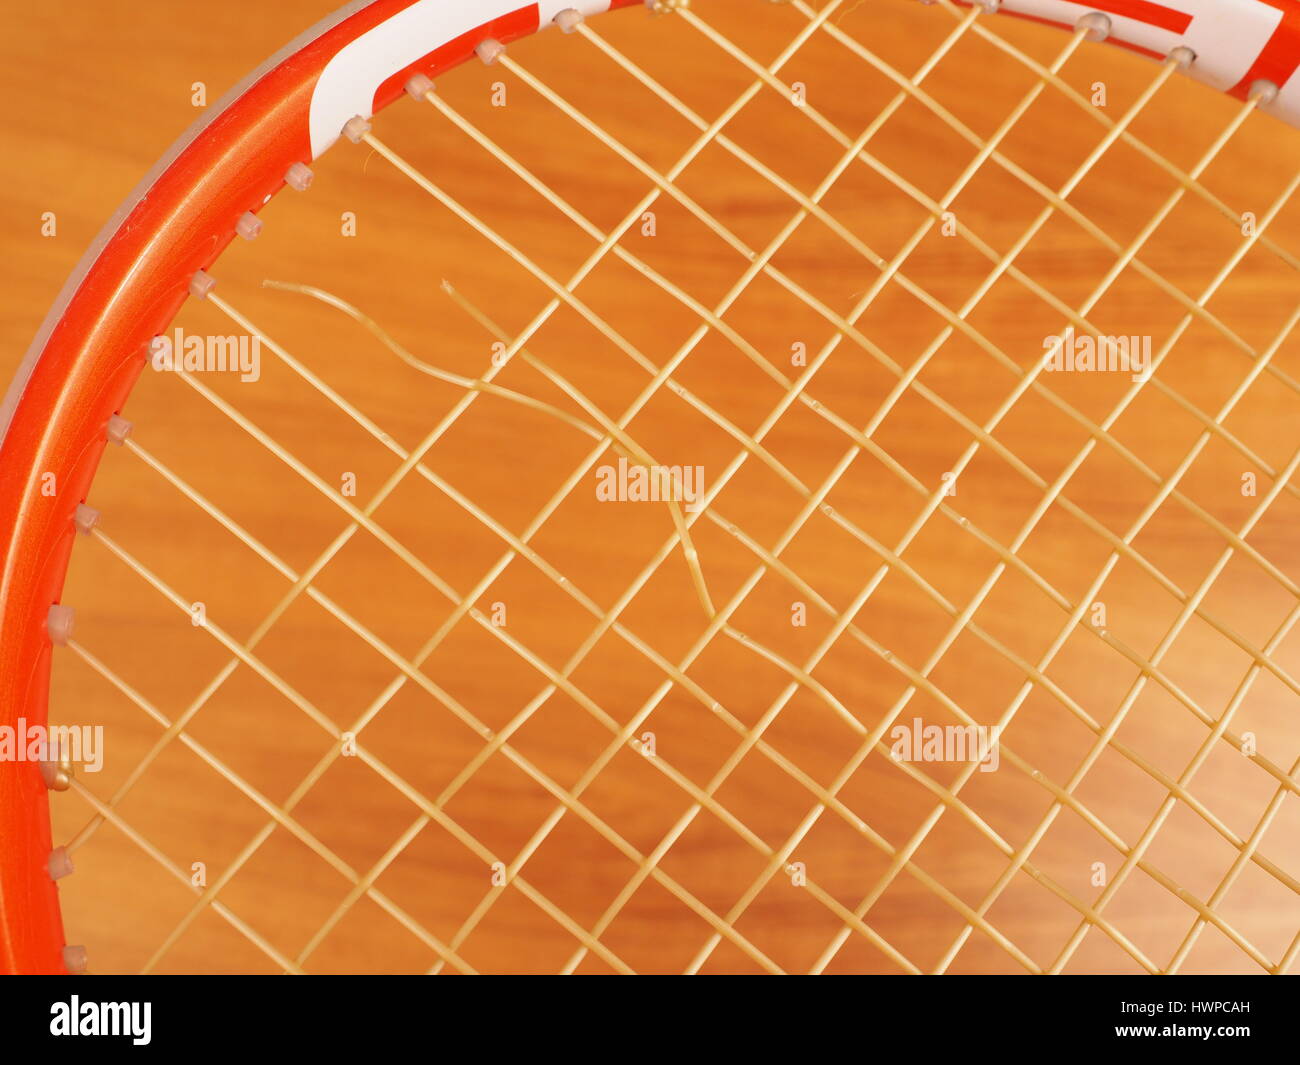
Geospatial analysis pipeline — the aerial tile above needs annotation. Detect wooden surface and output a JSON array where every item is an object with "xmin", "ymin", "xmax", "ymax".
[{"xmin": 3, "ymin": 0, "xmax": 1299, "ymax": 973}]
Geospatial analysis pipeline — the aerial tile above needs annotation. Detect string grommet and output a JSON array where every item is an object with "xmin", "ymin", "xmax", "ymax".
[
  {"xmin": 284, "ymin": 162, "xmax": 314, "ymax": 191},
  {"xmin": 189, "ymin": 270, "xmax": 216, "ymax": 300},
  {"xmin": 405, "ymin": 73, "xmax": 435, "ymax": 100},
  {"xmin": 554, "ymin": 8, "xmax": 583, "ymax": 32},
  {"xmin": 1077, "ymin": 12, "xmax": 1111, "ymax": 42},
  {"xmin": 1249, "ymin": 79, "xmax": 1280, "ymax": 106},
  {"xmin": 475, "ymin": 38, "xmax": 505, "ymax": 65}
]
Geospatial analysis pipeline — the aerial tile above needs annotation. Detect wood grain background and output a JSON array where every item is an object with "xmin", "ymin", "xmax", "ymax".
[{"xmin": 3, "ymin": 0, "xmax": 1299, "ymax": 974}]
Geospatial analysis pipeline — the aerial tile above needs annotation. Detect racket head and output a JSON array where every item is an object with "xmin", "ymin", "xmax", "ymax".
[{"xmin": 3, "ymin": 0, "xmax": 1299, "ymax": 974}]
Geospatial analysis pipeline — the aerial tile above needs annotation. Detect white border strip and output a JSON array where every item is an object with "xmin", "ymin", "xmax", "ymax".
[
  {"xmin": 999, "ymin": 0, "xmax": 1298, "ymax": 124},
  {"xmin": 308, "ymin": 0, "xmax": 613, "ymax": 158}
]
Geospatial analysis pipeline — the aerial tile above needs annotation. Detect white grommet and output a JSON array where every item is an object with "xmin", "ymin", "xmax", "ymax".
[
  {"xmin": 40, "ymin": 755, "xmax": 72, "ymax": 791},
  {"xmin": 1168, "ymin": 46, "xmax": 1195, "ymax": 69},
  {"xmin": 73, "ymin": 503, "xmax": 99, "ymax": 535},
  {"xmin": 475, "ymin": 38, "xmax": 505, "ymax": 65},
  {"xmin": 46, "ymin": 604, "xmax": 74, "ymax": 646},
  {"xmin": 235, "ymin": 211, "xmax": 262, "ymax": 241},
  {"xmin": 41, "ymin": 736, "xmax": 73, "ymax": 790},
  {"xmin": 1077, "ymin": 12, "xmax": 1111, "ymax": 41},
  {"xmin": 973, "ymin": 0, "xmax": 1000, "ymax": 11},
  {"xmin": 106, "ymin": 414, "xmax": 132, "ymax": 446},
  {"xmin": 1249, "ymin": 79, "xmax": 1280, "ymax": 105},
  {"xmin": 284, "ymin": 162, "xmax": 314, "ymax": 191},
  {"xmin": 62, "ymin": 946, "xmax": 88, "ymax": 974},
  {"xmin": 49, "ymin": 847, "xmax": 74, "ymax": 881},
  {"xmin": 189, "ymin": 270, "xmax": 216, "ymax": 300},
  {"xmin": 405, "ymin": 73, "xmax": 435, "ymax": 100},
  {"xmin": 554, "ymin": 8, "xmax": 583, "ymax": 32},
  {"xmin": 342, "ymin": 115, "xmax": 372, "ymax": 143}
]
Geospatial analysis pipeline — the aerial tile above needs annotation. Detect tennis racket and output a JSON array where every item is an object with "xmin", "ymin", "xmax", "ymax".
[{"xmin": 2, "ymin": 0, "xmax": 1298, "ymax": 974}]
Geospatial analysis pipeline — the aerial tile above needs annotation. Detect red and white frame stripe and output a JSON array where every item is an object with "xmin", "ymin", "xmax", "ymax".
[
  {"xmin": 1, "ymin": 0, "xmax": 1297, "ymax": 975},
  {"xmin": 990, "ymin": 0, "xmax": 1300, "ymax": 118}
]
